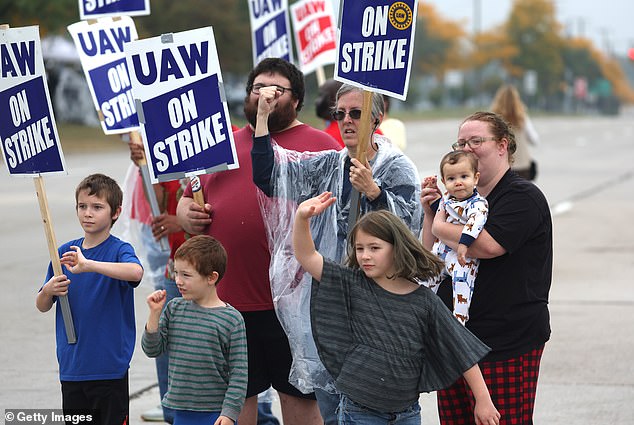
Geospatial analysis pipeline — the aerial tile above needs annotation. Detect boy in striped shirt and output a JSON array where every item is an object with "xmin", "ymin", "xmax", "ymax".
[{"xmin": 143, "ymin": 235, "xmax": 248, "ymax": 424}]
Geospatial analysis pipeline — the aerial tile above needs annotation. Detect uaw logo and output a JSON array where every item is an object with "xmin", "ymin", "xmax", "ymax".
[{"xmin": 389, "ymin": 2, "xmax": 413, "ymax": 31}]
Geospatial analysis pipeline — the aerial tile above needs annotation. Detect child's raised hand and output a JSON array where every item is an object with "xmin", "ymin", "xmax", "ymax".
[
  {"xmin": 296, "ymin": 192, "xmax": 337, "ymax": 220},
  {"xmin": 60, "ymin": 246, "xmax": 90, "ymax": 274},
  {"xmin": 147, "ymin": 290, "xmax": 167, "ymax": 312}
]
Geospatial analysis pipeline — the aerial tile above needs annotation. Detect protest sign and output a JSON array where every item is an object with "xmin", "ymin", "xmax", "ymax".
[
  {"xmin": 124, "ymin": 26, "xmax": 239, "ymax": 183},
  {"xmin": 78, "ymin": 0, "xmax": 150, "ymax": 20},
  {"xmin": 0, "ymin": 24, "xmax": 75, "ymax": 344},
  {"xmin": 334, "ymin": 0, "xmax": 418, "ymax": 100},
  {"xmin": 289, "ymin": 0, "xmax": 337, "ymax": 75},
  {"xmin": 68, "ymin": 17, "xmax": 139, "ymax": 134},
  {"xmin": 248, "ymin": 0, "xmax": 293, "ymax": 66},
  {"xmin": 0, "ymin": 25, "xmax": 66, "ymax": 176}
]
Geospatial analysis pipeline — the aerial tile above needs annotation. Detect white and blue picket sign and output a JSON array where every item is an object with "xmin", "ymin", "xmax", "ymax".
[
  {"xmin": 124, "ymin": 26, "xmax": 239, "ymax": 184},
  {"xmin": 248, "ymin": 0, "xmax": 294, "ymax": 66},
  {"xmin": 0, "ymin": 26, "xmax": 66, "ymax": 176},
  {"xmin": 334, "ymin": 0, "xmax": 418, "ymax": 100},
  {"xmin": 68, "ymin": 17, "xmax": 139, "ymax": 135}
]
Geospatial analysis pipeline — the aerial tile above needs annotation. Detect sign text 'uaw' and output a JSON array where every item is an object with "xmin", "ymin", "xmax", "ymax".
[
  {"xmin": 68, "ymin": 16, "xmax": 139, "ymax": 135},
  {"xmin": 124, "ymin": 27, "xmax": 239, "ymax": 183},
  {"xmin": 0, "ymin": 26, "xmax": 66, "ymax": 176},
  {"xmin": 248, "ymin": 0, "xmax": 293, "ymax": 66},
  {"xmin": 334, "ymin": 0, "xmax": 418, "ymax": 100}
]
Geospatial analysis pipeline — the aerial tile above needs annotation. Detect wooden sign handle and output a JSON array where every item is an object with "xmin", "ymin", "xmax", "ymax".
[
  {"xmin": 316, "ymin": 66, "xmax": 326, "ymax": 87},
  {"xmin": 355, "ymin": 91, "xmax": 374, "ymax": 164},
  {"xmin": 190, "ymin": 175, "xmax": 205, "ymax": 208},
  {"xmin": 5, "ymin": 22, "xmax": 77, "ymax": 344},
  {"xmin": 129, "ymin": 131, "xmax": 170, "ymax": 252},
  {"xmin": 348, "ymin": 90, "xmax": 375, "ymax": 230},
  {"xmin": 34, "ymin": 176, "xmax": 77, "ymax": 344}
]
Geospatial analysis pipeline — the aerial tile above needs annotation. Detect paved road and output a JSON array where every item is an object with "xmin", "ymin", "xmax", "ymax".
[
  {"xmin": 409, "ymin": 109, "xmax": 634, "ymax": 424},
  {"xmin": 1, "ymin": 109, "xmax": 633, "ymax": 424}
]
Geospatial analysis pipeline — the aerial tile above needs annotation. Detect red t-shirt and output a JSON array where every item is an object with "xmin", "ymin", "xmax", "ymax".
[
  {"xmin": 324, "ymin": 120, "xmax": 345, "ymax": 148},
  {"xmin": 160, "ymin": 180, "xmax": 187, "ymax": 260},
  {"xmin": 184, "ymin": 125, "xmax": 340, "ymax": 311}
]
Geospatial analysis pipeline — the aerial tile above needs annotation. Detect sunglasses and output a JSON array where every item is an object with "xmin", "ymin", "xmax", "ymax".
[{"xmin": 332, "ymin": 109, "xmax": 362, "ymax": 121}]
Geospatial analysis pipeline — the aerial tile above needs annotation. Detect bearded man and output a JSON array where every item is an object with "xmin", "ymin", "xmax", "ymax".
[{"xmin": 177, "ymin": 58, "xmax": 340, "ymax": 425}]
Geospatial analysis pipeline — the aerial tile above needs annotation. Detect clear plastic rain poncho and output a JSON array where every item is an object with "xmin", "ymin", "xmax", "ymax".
[{"xmin": 257, "ymin": 135, "xmax": 422, "ymax": 394}]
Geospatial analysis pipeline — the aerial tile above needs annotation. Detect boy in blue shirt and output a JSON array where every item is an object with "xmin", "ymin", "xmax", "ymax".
[{"xmin": 36, "ymin": 173, "xmax": 144, "ymax": 425}]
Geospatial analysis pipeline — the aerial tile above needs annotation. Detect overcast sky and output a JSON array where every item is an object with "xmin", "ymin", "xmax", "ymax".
[{"xmin": 424, "ymin": 0, "xmax": 633, "ymax": 55}]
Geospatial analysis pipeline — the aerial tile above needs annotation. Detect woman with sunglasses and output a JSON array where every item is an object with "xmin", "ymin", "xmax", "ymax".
[{"xmin": 251, "ymin": 83, "xmax": 421, "ymax": 424}]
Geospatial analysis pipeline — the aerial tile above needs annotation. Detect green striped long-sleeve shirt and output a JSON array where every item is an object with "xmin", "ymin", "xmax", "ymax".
[{"xmin": 142, "ymin": 298, "xmax": 248, "ymax": 421}]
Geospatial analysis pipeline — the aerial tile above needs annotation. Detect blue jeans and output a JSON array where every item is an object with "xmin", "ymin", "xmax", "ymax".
[
  {"xmin": 315, "ymin": 388, "xmax": 339, "ymax": 425},
  {"xmin": 337, "ymin": 395, "xmax": 421, "ymax": 425},
  {"xmin": 173, "ymin": 410, "xmax": 221, "ymax": 425},
  {"xmin": 156, "ymin": 277, "xmax": 181, "ymax": 424}
]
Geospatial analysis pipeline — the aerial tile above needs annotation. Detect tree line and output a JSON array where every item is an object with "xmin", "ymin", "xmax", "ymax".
[{"xmin": 3, "ymin": 0, "xmax": 632, "ymax": 108}]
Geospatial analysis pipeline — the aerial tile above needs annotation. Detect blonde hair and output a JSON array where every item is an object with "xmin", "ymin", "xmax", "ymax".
[{"xmin": 490, "ymin": 84, "xmax": 526, "ymax": 129}]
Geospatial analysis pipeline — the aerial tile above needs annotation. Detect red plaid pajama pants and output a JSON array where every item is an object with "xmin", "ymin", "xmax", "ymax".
[{"xmin": 437, "ymin": 345, "xmax": 544, "ymax": 425}]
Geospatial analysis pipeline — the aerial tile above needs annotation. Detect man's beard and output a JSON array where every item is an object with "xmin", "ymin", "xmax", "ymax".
[{"xmin": 243, "ymin": 95, "xmax": 297, "ymax": 133}]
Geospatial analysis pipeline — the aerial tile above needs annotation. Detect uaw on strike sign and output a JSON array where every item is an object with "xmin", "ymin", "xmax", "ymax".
[
  {"xmin": 0, "ymin": 26, "xmax": 66, "ymax": 176},
  {"xmin": 290, "ymin": 0, "xmax": 337, "ymax": 74},
  {"xmin": 68, "ymin": 17, "xmax": 139, "ymax": 135},
  {"xmin": 124, "ymin": 27, "xmax": 239, "ymax": 183},
  {"xmin": 248, "ymin": 0, "xmax": 293, "ymax": 66},
  {"xmin": 334, "ymin": 0, "xmax": 418, "ymax": 100}
]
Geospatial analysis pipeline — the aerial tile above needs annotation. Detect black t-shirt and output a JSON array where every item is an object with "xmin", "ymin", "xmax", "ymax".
[{"xmin": 438, "ymin": 170, "xmax": 553, "ymax": 361}]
